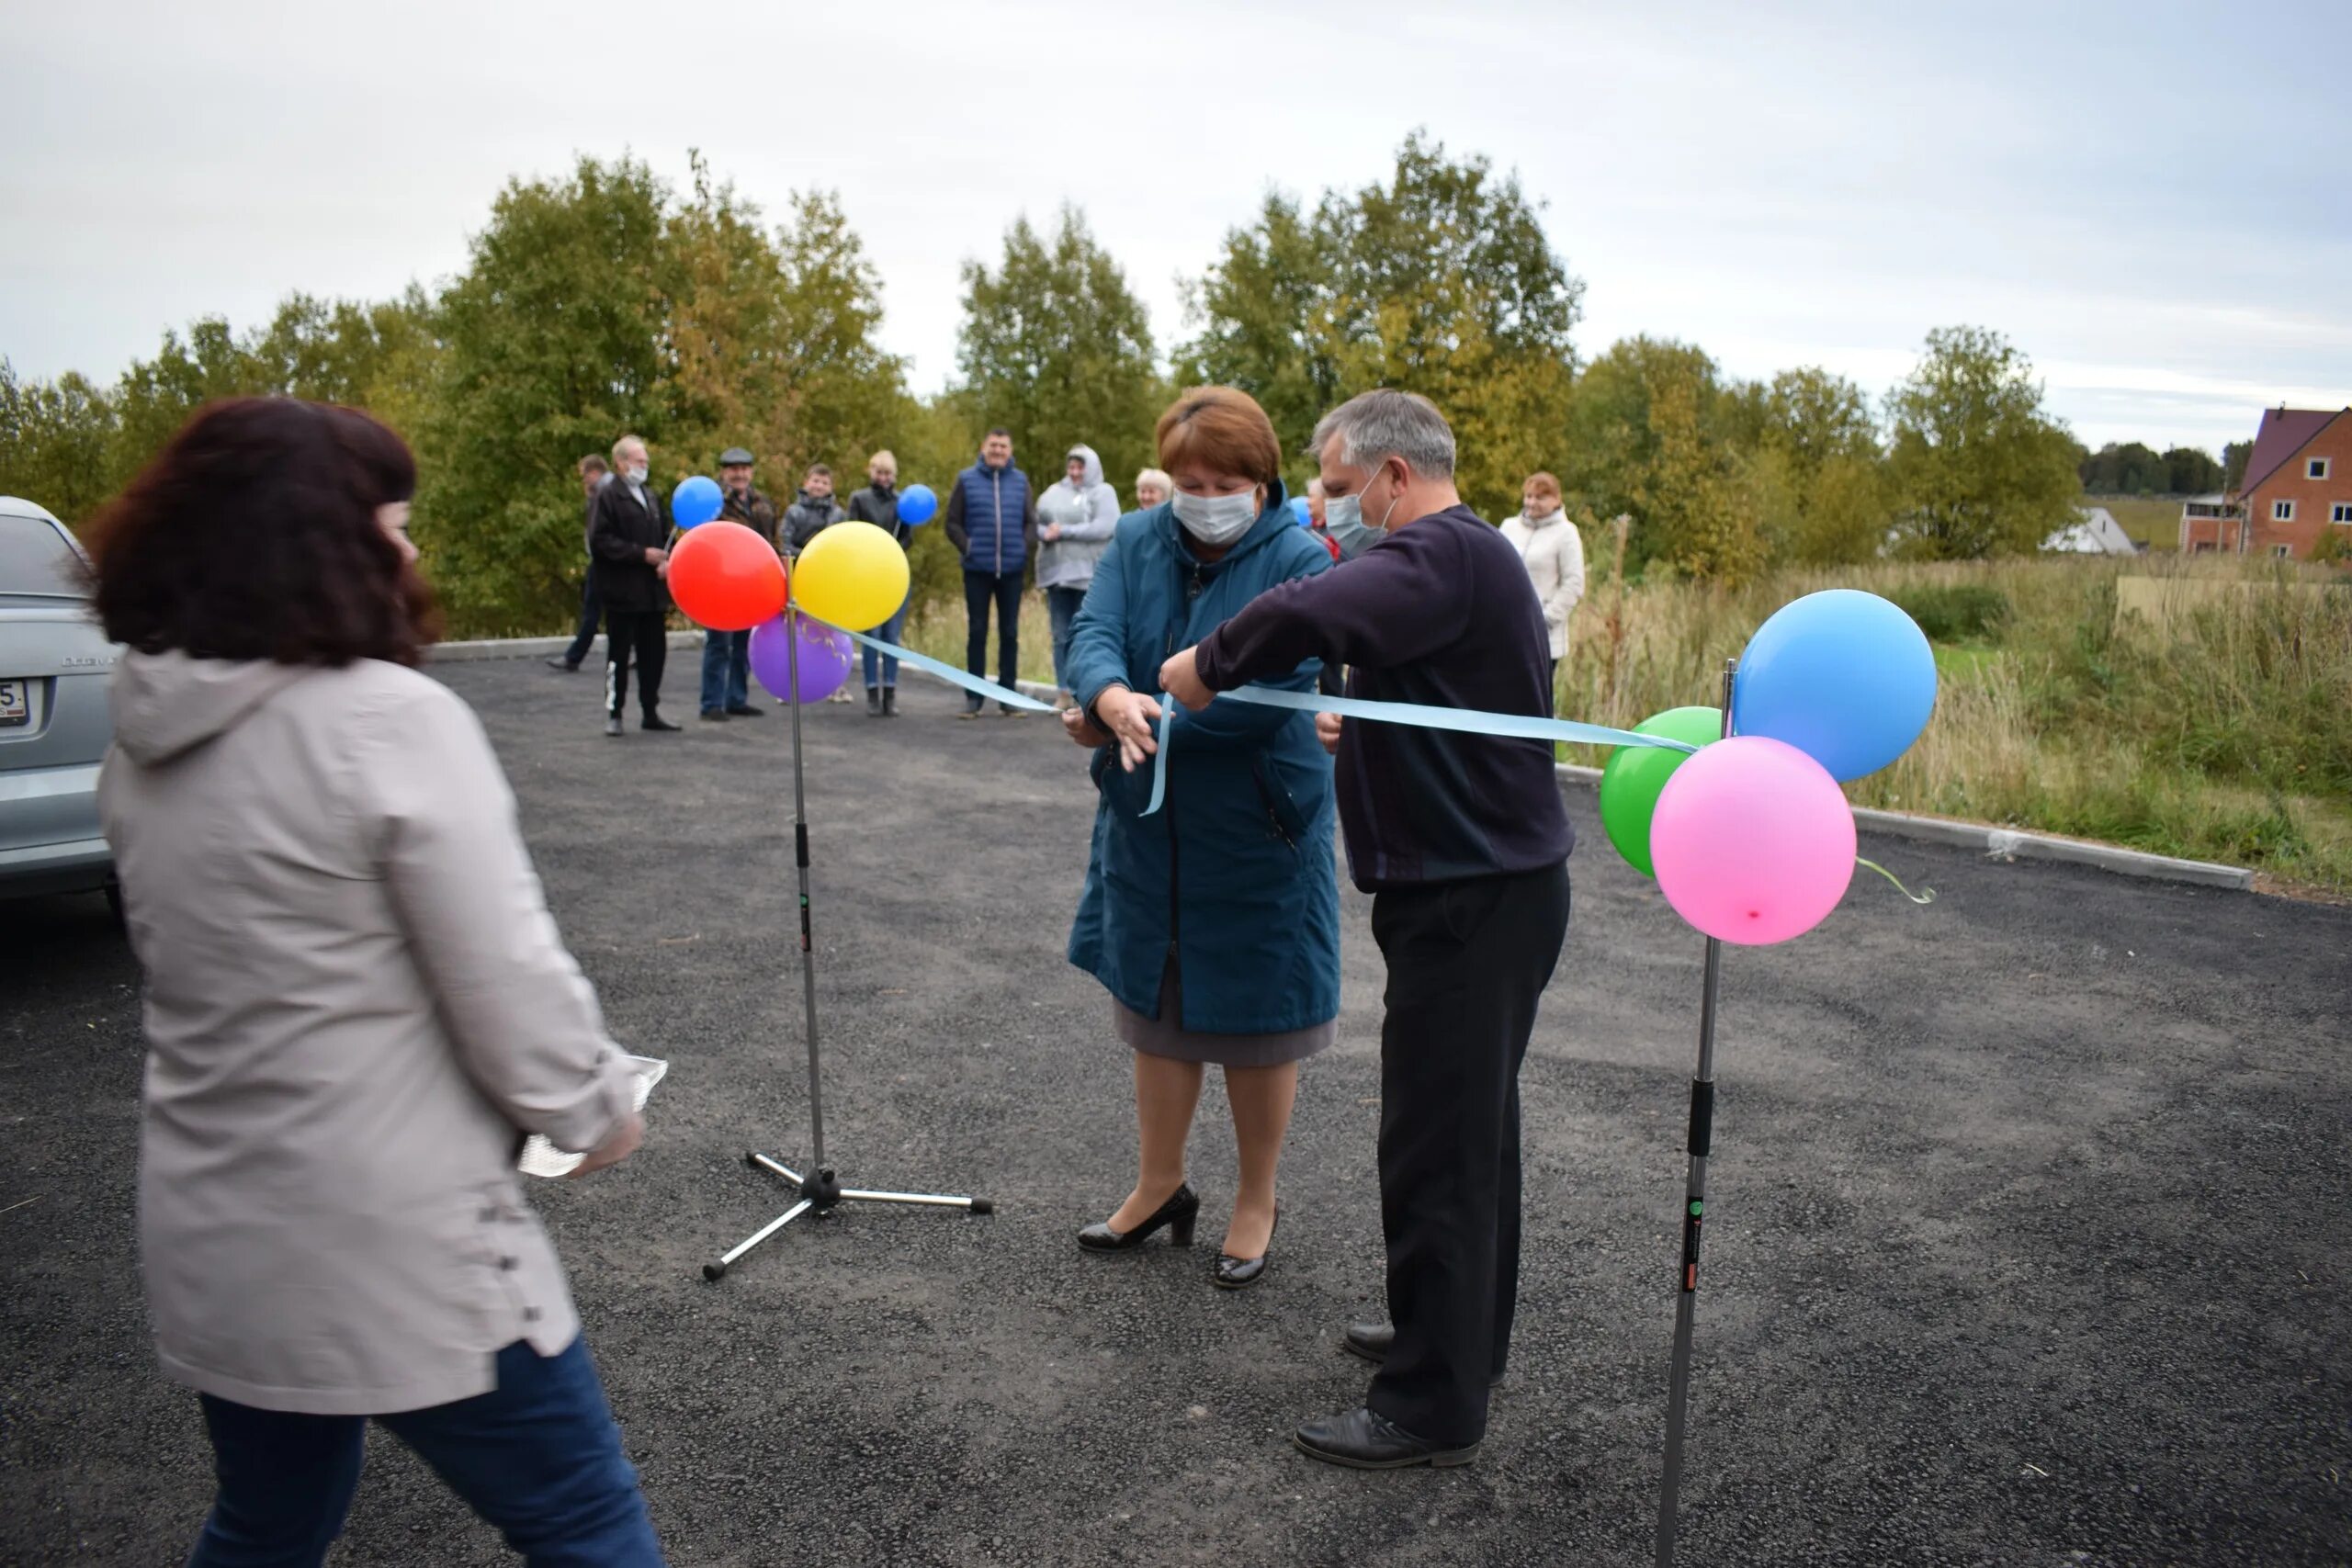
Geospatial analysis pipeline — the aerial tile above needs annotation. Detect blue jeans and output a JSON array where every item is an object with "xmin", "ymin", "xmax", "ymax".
[
  {"xmin": 187, "ymin": 1337, "xmax": 663, "ymax": 1568},
  {"xmin": 699, "ymin": 628, "xmax": 750, "ymax": 714},
  {"xmin": 1046, "ymin": 585, "xmax": 1087, "ymax": 693},
  {"xmin": 861, "ymin": 602, "xmax": 909, "ymax": 689}
]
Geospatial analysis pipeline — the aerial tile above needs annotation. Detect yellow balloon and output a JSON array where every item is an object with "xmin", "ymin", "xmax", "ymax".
[{"xmin": 792, "ymin": 521, "xmax": 910, "ymax": 632}]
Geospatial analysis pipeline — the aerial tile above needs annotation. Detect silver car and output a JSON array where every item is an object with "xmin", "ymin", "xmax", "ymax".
[{"xmin": 0, "ymin": 495, "xmax": 116, "ymax": 903}]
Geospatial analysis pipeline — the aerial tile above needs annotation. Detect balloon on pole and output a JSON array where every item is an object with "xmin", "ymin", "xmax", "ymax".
[
  {"xmin": 792, "ymin": 521, "xmax": 910, "ymax": 632},
  {"xmin": 896, "ymin": 483, "xmax": 938, "ymax": 525},
  {"xmin": 672, "ymin": 475, "xmax": 724, "ymax": 529},
  {"xmin": 1650, "ymin": 736, "xmax": 1857, "ymax": 945},
  {"xmin": 749, "ymin": 614, "xmax": 854, "ymax": 703},
  {"xmin": 1732, "ymin": 590, "xmax": 1935, "ymax": 782},
  {"xmin": 667, "ymin": 522, "xmax": 787, "ymax": 631},
  {"xmin": 1598, "ymin": 706, "xmax": 1722, "ymax": 878}
]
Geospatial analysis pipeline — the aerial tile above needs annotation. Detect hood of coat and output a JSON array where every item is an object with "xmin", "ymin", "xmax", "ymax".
[
  {"xmin": 1518, "ymin": 504, "xmax": 1565, "ymax": 528},
  {"xmin": 109, "ymin": 649, "xmax": 311, "ymax": 766},
  {"xmin": 1064, "ymin": 445, "xmax": 1104, "ymax": 491}
]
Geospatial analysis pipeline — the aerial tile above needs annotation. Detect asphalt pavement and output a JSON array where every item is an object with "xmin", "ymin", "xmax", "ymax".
[{"xmin": 3, "ymin": 657, "xmax": 2347, "ymax": 1567}]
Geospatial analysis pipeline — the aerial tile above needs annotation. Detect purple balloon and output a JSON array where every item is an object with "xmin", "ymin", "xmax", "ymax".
[{"xmin": 748, "ymin": 614, "xmax": 854, "ymax": 703}]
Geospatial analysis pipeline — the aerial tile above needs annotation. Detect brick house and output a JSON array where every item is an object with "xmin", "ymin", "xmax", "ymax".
[{"xmin": 2233, "ymin": 406, "xmax": 2351, "ymax": 559}]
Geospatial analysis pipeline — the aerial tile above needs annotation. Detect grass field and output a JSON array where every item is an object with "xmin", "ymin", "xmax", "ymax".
[
  {"xmin": 904, "ymin": 548, "xmax": 2352, "ymax": 893},
  {"xmin": 2089, "ymin": 494, "xmax": 2185, "ymax": 551}
]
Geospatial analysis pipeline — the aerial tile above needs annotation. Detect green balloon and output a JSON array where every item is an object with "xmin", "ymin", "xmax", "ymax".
[{"xmin": 1599, "ymin": 705, "xmax": 1723, "ymax": 878}]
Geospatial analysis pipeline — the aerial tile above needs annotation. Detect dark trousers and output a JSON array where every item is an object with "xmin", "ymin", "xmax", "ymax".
[
  {"xmin": 604, "ymin": 609, "xmax": 667, "ymax": 719},
  {"xmin": 1046, "ymin": 585, "xmax": 1087, "ymax": 693},
  {"xmin": 561, "ymin": 573, "xmax": 603, "ymax": 668},
  {"xmin": 187, "ymin": 1337, "xmax": 664, "ymax": 1567},
  {"xmin": 963, "ymin": 570, "xmax": 1023, "ymax": 708},
  {"xmin": 1367, "ymin": 862, "xmax": 1572, "ymax": 1447}
]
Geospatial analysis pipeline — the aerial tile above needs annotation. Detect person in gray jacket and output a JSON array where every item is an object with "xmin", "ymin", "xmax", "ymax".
[
  {"xmin": 85, "ymin": 399, "xmax": 664, "ymax": 1567},
  {"xmin": 1035, "ymin": 443, "xmax": 1119, "ymax": 699}
]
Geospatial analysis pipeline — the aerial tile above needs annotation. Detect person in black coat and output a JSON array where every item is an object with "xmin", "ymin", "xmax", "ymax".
[{"xmin": 587, "ymin": 435, "xmax": 681, "ymax": 737}]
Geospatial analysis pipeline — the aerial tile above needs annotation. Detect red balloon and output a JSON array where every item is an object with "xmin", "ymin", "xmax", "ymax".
[{"xmin": 667, "ymin": 522, "xmax": 786, "ymax": 631}]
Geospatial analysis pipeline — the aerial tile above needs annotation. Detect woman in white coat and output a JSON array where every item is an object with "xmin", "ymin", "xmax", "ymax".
[
  {"xmin": 1499, "ymin": 471, "xmax": 1587, "ymax": 705},
  {"xmin": 89, "ymin": 398, "xmax": 664, "ymax": 1567}
]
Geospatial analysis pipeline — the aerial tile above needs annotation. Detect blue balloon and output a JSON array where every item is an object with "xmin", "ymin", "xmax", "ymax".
[
  {"xmin": 1289, "ymin": 495, "xmax": 1312, "ymax": 525},
  {"xmin": 1732, "ymin": 590, "xmax": 1936, "ymax": 782},
  {"xmin": 897, "ymin": 483, "xmax": 938, "ymax": 525},
  {"xmin": 672, "ymin": 475, "xmax": 723, "ymax": 529}
]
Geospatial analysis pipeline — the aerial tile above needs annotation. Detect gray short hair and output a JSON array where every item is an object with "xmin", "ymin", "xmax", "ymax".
[{"xmin": 1309, "ymin": 389, "xmax": 1455, "ymax": 479}]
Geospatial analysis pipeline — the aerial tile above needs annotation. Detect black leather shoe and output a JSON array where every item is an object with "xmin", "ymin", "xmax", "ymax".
[
  {"xmin": 866, "ymin": 687, "xmax": 884, "ymax": 716},
  {"xmin": 1213, "ymin": 1206, "xmax": 1278, "ymax": 1290},
  {"xmin": 1342, "ymin": 1323, "xmax": 1505, "ymax": 1387},
  {"xmin": 699, "ymin": 709, "xmax": 729, "ymax": 723},
  {"xmin": 1077, "ymin": 1184, "xmax": 1199, "ymax": 1251},
  {"xmin": 882, "ymin": 688, "xmax": 899, "ymax": 717},
  {"xmin": 642, "ymin": 714, "xmax": 682, "ymax": 733},
  {"xmin": 546, "ymin": 657, "xmax": 580, "ymax": 671},
  {"xmin": 726, "ymin": 704, "xmax": 763, "ymax": 717},
  {"xmin": 1294, "ymin": 1407, "xmax": 1479, "ymax": 1470}
]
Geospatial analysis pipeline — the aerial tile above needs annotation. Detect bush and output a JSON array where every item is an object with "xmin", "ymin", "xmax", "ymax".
[{"xmin": 1890, "ymin": 583, "xmax": 2012, "ymax": 643}]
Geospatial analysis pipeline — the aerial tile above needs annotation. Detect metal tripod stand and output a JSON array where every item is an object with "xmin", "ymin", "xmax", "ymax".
[{"xmin": 703, "ymin": 603, "xmax": 990, "ymax": 1282}]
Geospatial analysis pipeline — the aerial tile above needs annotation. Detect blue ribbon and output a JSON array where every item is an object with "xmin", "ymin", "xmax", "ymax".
[
  {"xmin": 830, "ymin": 624, "xmax": 1056, "ymax": 712},
  {"xmin": 822, "ymin": 622, "xmax": 1697, "ymax": 824},
  {"xmin": 1136, "ymin": 684, "xmax": 1697, "ymax": 818}
]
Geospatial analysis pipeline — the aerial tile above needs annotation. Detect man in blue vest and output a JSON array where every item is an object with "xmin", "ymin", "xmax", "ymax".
[{"xmin": 942, "ymin": 427, "xmax": 1038, "ymax": 717}]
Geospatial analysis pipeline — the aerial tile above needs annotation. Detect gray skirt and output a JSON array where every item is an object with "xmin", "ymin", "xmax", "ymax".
[{"xmin": 1112, "ymin": 959, "xmax": 1337, "ymax": 1068}]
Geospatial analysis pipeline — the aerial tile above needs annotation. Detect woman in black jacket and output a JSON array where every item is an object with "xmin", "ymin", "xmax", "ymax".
[{"xmin": 844, "ymin": 450, "xmax": 913, "ymax": 716}]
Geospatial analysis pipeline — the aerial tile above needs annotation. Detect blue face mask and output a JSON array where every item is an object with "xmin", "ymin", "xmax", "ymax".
[{"xmin": 1324, "ymin": 461, "xmax": 1399, "ymax": 559}]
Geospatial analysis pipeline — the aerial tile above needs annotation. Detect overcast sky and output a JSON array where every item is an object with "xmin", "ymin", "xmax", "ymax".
[{"xmin": 6, "ymin": 0, "xmax": 2347, "ymax": 454}]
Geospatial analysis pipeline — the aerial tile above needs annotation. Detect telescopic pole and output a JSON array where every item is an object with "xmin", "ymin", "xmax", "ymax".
[
  {"xmin": 1656, "ymin": 658, "xmax": 1737, "ymax": 1567},
  {"xmin": 782, "ymin": 603, "xmax": 827, "ymax": 1173}
]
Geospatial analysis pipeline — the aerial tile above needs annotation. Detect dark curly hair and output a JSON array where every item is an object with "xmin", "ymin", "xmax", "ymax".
[{"xmin": 85, "ymin": 398, "xmax": 440, "ymax": 667}]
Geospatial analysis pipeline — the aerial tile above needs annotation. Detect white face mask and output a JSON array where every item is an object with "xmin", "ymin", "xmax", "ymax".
[
  {"xmin": 623, "ymin": 463, "xmax": 649, "ymax": 485},
  {"xmin": 1171, "ymin": 487, "xmax": 1259, "ymax": 547},
  {"xmin": 1325, "ymin": 461, "xmax": 1400, "ymax": 559}
]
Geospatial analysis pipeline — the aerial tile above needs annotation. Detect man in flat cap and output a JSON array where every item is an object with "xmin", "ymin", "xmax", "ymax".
[{"xmin": 699, "ymin": 446, "xmax": 781, "ymax": 721}]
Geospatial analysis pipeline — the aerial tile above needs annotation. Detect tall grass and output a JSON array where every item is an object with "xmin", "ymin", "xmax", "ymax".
[{"xmin": 897, "ymin": 551, "xmax": 2352, "ymax": 891}]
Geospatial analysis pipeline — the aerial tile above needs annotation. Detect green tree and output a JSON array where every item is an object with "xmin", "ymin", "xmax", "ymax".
[
  {"xmin": 1179, "ymin": 132, "xmax": 1581, "ymax": 518},
  {"xmin": 2222, "ymin": 439, "xmax": 2253, "ymax": 491},
  {"xmin": 2162, "ymin": 445, "xmax": 2223, "ymax": 494},
  {"xmin": 1884, "ymin": 326, "xmax": 2082, "ymax": 559},
  {"xmin": 954, "ymin": 205, "xmax": 1160, "ymax": 499},
  {"xmin": 1736, "ymin": 367, "xmax": 1889, "ymax": 564},
  {"xmin": 418, "ymin": 154, "xmax": 680, "ymax": 632},
  {"xmin": 1562, "ymin": 337, "xmax": 1754, "ymax": 574},
  {"xmin": 0, "ymin": 360, "xmax": 119, "ymax": 522}
]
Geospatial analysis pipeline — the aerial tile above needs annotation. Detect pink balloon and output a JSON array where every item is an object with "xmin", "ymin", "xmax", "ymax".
[{"xmin": 1651, "ymin": 736, "xmax": 1857, "ymax": 945}]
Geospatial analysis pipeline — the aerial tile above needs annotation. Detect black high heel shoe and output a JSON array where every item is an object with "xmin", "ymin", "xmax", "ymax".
[
  {"xmin": 1213, "ymin": 1205, "xmax": 1280, "ymax": 1290},
  {"xmin": 1077, "ymin": 1183, "xmax": 1200, "ymax": 1252}
]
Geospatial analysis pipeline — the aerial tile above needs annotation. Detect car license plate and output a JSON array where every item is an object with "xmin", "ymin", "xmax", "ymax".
[{"xmin": 0, "ymin": 680, "xmax": 27, "ymax": 728}]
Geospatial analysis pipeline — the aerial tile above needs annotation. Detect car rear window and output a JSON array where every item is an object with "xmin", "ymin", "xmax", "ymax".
[{"xmin": 0, "ymin": 516, "xmax": 85, "ymax": 597}]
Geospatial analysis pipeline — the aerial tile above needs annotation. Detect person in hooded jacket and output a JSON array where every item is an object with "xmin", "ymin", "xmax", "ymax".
[
  {"xmin": 1498, "ymin": 471, "xmax": 1586, "ymax": 707},
  {"xmin": 846, "ymin": 449, "xmax": 912, "ymax": 716},
  {"xmin": 1059, "ymin": 387, "xmax": 1338, "ymax": 1292},
  {"xmin": 1035, "ymin": 444, "xmax": 1120, "ymax": 701},
  {"xmin": 783, "ymin": 465, "xmax": 857, "ymax": 701},
  {"xmin": 86, "ymin": 399, "xmax": 664, "ymax": 1566}
]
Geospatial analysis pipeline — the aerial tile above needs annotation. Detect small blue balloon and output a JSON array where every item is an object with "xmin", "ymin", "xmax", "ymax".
[
  {"xmin": 1289, "ymin": 496, "xmax": 1312, "ymax": 525},
  {"xmin": 897, "ymin": 483, "xmax": 938, "ymax": 525},
  {"xmin": 672, "ymin": 475, "xmax": 723, "ymax": 529},
  {"xmin": 1732, "ymin": 590, "xmax": 1935, "ymax": 782}
]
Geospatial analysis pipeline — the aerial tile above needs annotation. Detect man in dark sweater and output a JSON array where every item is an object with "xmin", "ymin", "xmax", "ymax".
[{"xmin": 1160, "ymin": 389, "xmax": 1573, "ymax": 1470}]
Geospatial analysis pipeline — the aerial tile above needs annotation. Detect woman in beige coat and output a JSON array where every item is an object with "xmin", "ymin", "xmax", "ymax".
[
  {"xmin": 90, "ymin": 399, "xmax": 665, "ymax": 1567},
  {"xmin": 1499, "ymin": 471, "xmax": 1588, "ymax": 705}
]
